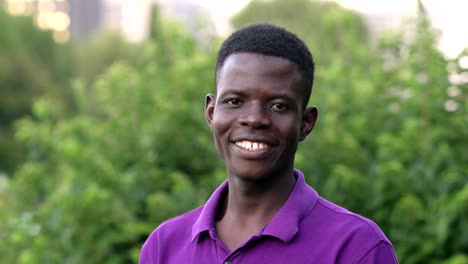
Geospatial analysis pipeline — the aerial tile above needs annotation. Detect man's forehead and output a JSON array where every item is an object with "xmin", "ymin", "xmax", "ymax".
[
  {"xmin": 216, "ymin": 53, "xmax": 306, "ymax": 101},
  {"xmin": 224, "ymin": 52, "xmax": 296, "ymax": 67},
  {"xmin": 219, "ymin": 53, "xmax": 301, "ymax": 78}
]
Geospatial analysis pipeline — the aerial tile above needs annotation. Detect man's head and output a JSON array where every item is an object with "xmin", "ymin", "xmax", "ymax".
[
  {"xmin": 206, "ymin": 24, "xmax": 318, "ymax": 182},
  {"xmin": 215, "ymin": 24, "xmax": 315, "ymax": 108}
]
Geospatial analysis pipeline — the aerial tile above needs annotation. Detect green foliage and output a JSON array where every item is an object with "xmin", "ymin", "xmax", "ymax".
[
  {"xmin": 0, "ymin": 8, "xmax": 75, "ymax": 175},
  {"xmin": 74, "ymin": 32, "xmax": 143, "ymax": 86},
  {"xmin": 0, "ymin": 9, "xmax": 74, "ymax": 80},
  {"xmin": 295, "ymin": 2, "xmax": 467, "ymax": 263},
  {"xmin": 0, "ymin": 18, "xmax": 222, "ymax": 263},
  {"xmin": 0, "ymin": 1, "xmax": 466, "ymax": 263}
]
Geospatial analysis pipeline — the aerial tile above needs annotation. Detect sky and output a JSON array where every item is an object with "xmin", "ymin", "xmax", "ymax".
[{"xmin": 187, "ymin": 0, "xmax": 468, "ymax": 58}]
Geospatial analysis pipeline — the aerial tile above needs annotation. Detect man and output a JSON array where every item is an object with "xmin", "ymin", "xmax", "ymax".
[{"xmin": 140, "ymin": 24, "xmax": 398, "ymax": 263}]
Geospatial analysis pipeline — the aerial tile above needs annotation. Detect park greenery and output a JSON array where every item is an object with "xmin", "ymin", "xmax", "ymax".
[{"xmin": 0, "ymin": 0, "xmax": 467, "ymax": 263}]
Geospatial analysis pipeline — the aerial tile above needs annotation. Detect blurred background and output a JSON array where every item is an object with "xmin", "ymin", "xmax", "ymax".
[{"xmin": 0, "ymin": 0, "xmax": 467, "ymax": 263}]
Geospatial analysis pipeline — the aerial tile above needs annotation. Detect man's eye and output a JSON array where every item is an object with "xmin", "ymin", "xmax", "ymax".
[
  {"xmin": 271, "ymin": 103, "xmax": 287, "ymax": 111},
  {"xmin": 226, "ymin": 99, "xmax": 241, "ymax": 105}
]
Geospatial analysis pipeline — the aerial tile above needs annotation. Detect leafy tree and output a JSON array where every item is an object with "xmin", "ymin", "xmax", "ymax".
[
  {"xmin": 74, "ymin": 31, "xmax": 143, "ymax": 86},
  {"xmin": 0, "ymin": 8, "xmax": 75, "ymax": 175},
  {"xmin": 293, "ymin": 1, "xmax": 467, "ymax": 263},
  {"xmin": 0, "ymin": 17, "xmax": 222, "ymax": 263}
]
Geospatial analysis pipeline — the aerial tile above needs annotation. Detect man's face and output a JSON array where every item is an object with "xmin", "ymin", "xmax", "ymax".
[{"xmin": 205, "ymin": 53, "xmax": 317, "ymax": 181}]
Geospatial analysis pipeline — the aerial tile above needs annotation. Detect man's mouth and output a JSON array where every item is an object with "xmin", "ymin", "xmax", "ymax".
[{"xmin": 235, "ymin": 140, "xmax": 270, "ymax": 151}]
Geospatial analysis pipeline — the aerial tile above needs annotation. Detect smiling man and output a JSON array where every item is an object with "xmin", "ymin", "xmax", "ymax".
[{"xmin": 139, "ymin": 24, "xmax": 398, "ymax": 264}]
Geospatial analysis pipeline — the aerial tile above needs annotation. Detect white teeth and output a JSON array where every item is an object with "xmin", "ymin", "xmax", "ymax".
[{"xmin": 235, "ymin": 141, "xmax": 269, "ymax": 151}]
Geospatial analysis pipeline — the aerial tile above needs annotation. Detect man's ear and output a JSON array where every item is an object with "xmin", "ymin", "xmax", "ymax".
[
  {"xmin": 205, "ymin": 94, "xmax": 216, "ymax": 127},
  {"xmin": 299, "ymin": 106, "xmax": 318, "ymax": 142}
]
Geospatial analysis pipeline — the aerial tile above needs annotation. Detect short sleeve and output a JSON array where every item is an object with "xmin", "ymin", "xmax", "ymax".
[
  {"xmin": 139, "ymin": 237, "xmax": 156, "ymax": 264},
  {"xmin": 358, "ymin": 241, "xmax": 398, "ymax": 264}
]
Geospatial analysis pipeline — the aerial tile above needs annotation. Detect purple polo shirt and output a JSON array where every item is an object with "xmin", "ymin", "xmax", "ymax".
[{"xmin": 140, "ymin": 169, "xmax": 398, "ymax": 264}]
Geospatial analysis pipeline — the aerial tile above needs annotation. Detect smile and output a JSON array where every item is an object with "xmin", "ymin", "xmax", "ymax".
[{"xmin": 235, "ymin": 140, "xmax": 270, "ymax": 151}]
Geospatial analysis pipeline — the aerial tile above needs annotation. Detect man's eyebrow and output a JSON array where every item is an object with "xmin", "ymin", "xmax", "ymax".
[
  {"xmin": 268, "ymin": 94, "xmax": 295, "ymax": 102},
  {"xmin": 218, "ymin": 90, "xmax": 246, "ymax": 97}
]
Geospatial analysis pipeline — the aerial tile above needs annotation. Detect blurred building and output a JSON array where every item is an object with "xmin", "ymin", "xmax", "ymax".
[
  {"xmin": 3, "ymin": 0, "xmax": 72, "ymax": 42},
  {"xmin": 2, "ymin": 0, "xmax": 152, "ymax": 43},
  {"xmin": 155, "ymin": 0, "xmax": 216, "ymax": 46},
  {"xmin": 68, "ymin": 0, "xmax": 102, "ymax": 40},
  {"xmin": 102, "ymin": 0, "xmax": 152, "ymax": 43},
  {"xmin": 3, "ymin": 0, "xmax": 219, "ymax": 44}
]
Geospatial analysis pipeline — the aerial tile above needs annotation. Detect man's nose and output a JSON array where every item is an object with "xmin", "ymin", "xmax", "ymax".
[{"xmin": 238, "ymin": 103, "xmax": 272, "ymax": 129}]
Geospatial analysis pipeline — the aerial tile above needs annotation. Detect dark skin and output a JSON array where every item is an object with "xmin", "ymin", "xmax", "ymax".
[{"xmin": 205, "ymin": 53, "xmax": 318, "ymax": 251}]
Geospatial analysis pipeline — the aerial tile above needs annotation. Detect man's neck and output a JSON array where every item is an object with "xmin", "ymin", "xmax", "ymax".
[
  {"xmin": 227, "ymin": 171, "xmax": 295, "ymax": 216},
  {"xmin": 215, "ymin": 170, "xmax": 297, "ymax": 251}
]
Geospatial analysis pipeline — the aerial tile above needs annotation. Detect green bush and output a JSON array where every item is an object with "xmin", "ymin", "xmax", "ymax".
[{"xmin": 0, "ymin": 8, "xmax": 75, "ymax": 175}]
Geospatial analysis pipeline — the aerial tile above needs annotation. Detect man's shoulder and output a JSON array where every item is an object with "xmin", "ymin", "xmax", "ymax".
[
  {"xmin": 140, "ymin": 206, "xmax": 206, "ymax": 263},
  {"xmin": 148, "ymin": 205, "xmax": 204, "ymax": 240},
  {"xmin": 309, "ymin": 197, "xmax": 391, "ymax": 244},
  {"xmin": 303, "ymin": 197, "xmax": 396, "ymax": 262}
]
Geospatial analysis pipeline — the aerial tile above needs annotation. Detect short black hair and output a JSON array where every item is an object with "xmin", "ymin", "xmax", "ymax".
[{"xmin": 215, "ymin": 23, "xmax": 315, "ymax": 107}]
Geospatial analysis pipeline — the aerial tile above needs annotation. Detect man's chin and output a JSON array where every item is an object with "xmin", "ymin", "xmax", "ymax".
[{"xmin": 227, "ymin": 166, "xmax": 277, "ymax": 182}]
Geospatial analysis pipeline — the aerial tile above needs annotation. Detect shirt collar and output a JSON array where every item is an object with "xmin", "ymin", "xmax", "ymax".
[
  {"xmin": 191, "ymin": 180, "xmax": 228, "ymax": 242},
  {"xmin": 261, "ymin": 169, "xmax": 318, "ymax": 242},
  {"xmin": 191, "ymin": 169, "xmax": 319, "ymax": 243}
]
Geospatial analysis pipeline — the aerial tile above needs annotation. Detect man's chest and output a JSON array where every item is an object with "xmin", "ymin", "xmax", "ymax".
[{"xmin": 165, "ymin": 236, "xmax": 340, "ymax": 264}]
